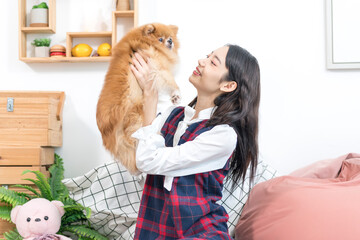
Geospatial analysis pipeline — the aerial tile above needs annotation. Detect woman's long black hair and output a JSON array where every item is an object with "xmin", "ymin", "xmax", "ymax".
[{"xmin": 189, "ymin": 44, "xmax": 260, "ymax": 188}]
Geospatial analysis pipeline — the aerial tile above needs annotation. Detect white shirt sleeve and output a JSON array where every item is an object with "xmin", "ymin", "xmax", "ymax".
[{"xmin": 132, "ymin": 124, "xmax": 237, "ymax": 177}]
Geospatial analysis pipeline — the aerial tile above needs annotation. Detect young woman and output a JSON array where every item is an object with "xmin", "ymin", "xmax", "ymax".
[{"xmin": 130, "ymin": 44, "xmax": 260, "ymax": 239}]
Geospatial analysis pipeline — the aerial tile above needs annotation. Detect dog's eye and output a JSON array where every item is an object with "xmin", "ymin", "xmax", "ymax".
[
  {"xmin": 159, "ymin": 38, "xmax": 164, "ymax": 42},
  {"xmin": 27, "ymin": 217, "xmax": 31, "ymax": 222},
  {"xmin": 44, "ymin": 216, "xmax": 49, "ymax": 221}
]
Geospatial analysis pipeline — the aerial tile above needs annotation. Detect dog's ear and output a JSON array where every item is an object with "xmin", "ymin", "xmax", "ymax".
[
  {"xmin": 144, "ymin": 24, "xmax": 155, "ymax": 35},
  {"xmin": 169, "ymin": 25, "xmax": 178, "ymax": 35}
]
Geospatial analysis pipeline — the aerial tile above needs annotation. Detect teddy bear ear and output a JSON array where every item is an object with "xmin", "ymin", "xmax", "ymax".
[
  {"xmin": 51, "ymin": 200, "xmax": 65, "ymax": 216},
  {"xmin": 10, "ymin": 205, "xmax": 22, "ymax": 223}
]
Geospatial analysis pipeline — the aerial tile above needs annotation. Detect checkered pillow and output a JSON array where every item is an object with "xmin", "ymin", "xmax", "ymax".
[{"xmin": 63, "ymin": 160, "xmax": 278, "ymax": 239}]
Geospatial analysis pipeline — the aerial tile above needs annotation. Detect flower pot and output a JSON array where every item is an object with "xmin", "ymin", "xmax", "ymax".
[
  {"xmin": 35, "ymin": 46, "xmax": 50, "ymax": 57},
  {"xmin": 116, "ymin": 0, "xmax": 130, "ymax": 11},
  {"xmin": 30, "ymin": 8, "xmax": 48, "ymax": 27}
]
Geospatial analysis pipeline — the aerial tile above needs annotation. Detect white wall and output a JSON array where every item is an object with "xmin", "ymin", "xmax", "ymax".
[{"xmin": 1, "ymin": 0, "xmax": 360, "ymax": 178}]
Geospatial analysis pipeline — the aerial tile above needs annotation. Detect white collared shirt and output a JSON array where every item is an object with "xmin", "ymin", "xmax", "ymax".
[{"xmin": 131, "ymin": 105, "xmax": 237, "ymax": 191}]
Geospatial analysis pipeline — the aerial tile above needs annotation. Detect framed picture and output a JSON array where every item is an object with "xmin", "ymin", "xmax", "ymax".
[{"xmin": 326, "ymin": 0, "xmax": 360, "ymax": 69}]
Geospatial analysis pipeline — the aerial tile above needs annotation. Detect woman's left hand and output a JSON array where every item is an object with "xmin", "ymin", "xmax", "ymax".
[{"xmin": 130, "ymin": 52, "xmax": 157, "ymax": 96}]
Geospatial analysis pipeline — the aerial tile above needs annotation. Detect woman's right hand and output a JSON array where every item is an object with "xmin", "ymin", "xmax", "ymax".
[{"xmin": 130, "ymin": 52, "xmax": 158, "ymax": 96}]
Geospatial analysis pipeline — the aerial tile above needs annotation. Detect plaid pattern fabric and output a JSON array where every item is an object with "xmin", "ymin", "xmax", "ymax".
[
  {"xmin": 161, "ymin": 107, "xmax": 185, "ymax": 144},
  {"xmin": 62, "ymin": 159, "xmax": 278, "ymax": 239},
  {"xmin": 62, "ymin": 163, "xmax": 145, "ymax": 240},
  {"xmin": 135, "ymin": 107, "xmax": 232, "ymax": 239},
  {"xmin": 62, "ymin": 107, "xmax": 279, "ymax": 239},
  {"xmin": 220, "ymin": 159, "xmax": 279, "ymax": 234}
]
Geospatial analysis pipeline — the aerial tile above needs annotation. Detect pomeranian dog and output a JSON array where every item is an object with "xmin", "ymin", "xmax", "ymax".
[{"xmin": 96, "ymin": 23, "xmax": 180, "ymax": 174}]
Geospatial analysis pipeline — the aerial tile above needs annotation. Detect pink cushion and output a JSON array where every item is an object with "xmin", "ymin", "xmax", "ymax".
[
  {"xmin": 288, "ymin": 153, "xmax": 360, "ymax": 179},
  {"xmin": 235, "ymin": 153, "xmax": 360, "ymax": 240}
]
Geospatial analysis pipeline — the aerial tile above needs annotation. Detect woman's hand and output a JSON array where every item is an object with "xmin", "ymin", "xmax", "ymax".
[
  {"xmin": 130, "ymin": 52, "xmax": 158, "ymax": 126},
  {"xmin": 130, "ymin": 52, "xmax": 158, "ymax": 96}
]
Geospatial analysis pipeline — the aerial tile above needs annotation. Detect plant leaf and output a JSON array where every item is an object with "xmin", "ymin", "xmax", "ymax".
[
  {"xmin": 14, "ymin": 191, "xmax": 34, "ymax": 201},
  {"xmin": 63, "ymin": 204, "xmax": 91, "ymax": 218},
  {"xmin": 62, "ymin": 226, "xmax": 108, "ymax": 240},
  {"xmin": 0, "ymin": 205, "xmax": 12, "ymax": 222},
  {"xmin": 22, "ymin": 178, "xmax": 51, "ymax": 199},
  {"xmin": 11, "ymin": 184, "xmax": 41, "ymax": 197},
  {"xmin": 31, "ymin": 38, "xmax": 51, "ymax": 47},
  {"xmin": 4, "ymin": 228, "xmax": 22, "ymax": 240},
  {"xmin": 78, "ymin": 237, "xmax": 94, "ymax": 240},
  {"xmin": 22, "ymin": 170, "xmax": 52, "ymax": 200},
  {"xmin": 61, "ymin": 212, "xmax": 88, "ymax": 226},
  {"xmin": 0, "ymin": 187, "xmax": 27, "ymax": 206},
  {"xmin": 48, "ymin": 154, "xmax": 68, "ymax": 200}
]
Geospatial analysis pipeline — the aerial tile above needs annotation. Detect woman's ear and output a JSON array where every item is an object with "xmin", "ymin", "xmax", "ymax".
[{"xmin": 220, "ymin": 81, "xmax": 237, "ymax": 93}]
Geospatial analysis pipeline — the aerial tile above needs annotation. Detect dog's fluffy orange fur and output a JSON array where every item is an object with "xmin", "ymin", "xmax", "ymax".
[{"xmin": 96, "ymin": 23, "xmax": 180, "ymax": 174}]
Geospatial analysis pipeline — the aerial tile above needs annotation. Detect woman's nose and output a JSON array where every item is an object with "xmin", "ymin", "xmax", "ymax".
[{"xmin": 198, "ymin": 58, "xmax": 205, "ymax": 66}]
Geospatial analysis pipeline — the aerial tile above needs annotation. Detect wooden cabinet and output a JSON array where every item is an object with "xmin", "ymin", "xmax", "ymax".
[
  {"xmin": 18, "ymin": 0, "xmax": 138, "ymax": 63},
  {"xmin": 0, "ymin": 147, "xmax": 54, "ymax": 166},
  {"xmin": 0, "ymin": 91, "xmax": 64, "ymax": 146}
]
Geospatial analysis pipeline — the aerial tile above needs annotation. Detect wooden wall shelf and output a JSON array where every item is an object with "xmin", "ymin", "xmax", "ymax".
[
  {"xmin": 66, "ymin": 31, "xmax": 112, "ymax": 60},
  {"xmin": 20, "ymin": 57, "xmax": 112, "ymax": 63},
  {"xmin": 112, "ymin": 8, "xmax": 138, "ymax": 48},
  {"xmin": 21, "ymin": 27, "xmax": 55, "ymax": 33},
  {"xmin": 18, "ymin": 0, "xmax": 138, "ymax": 63},
  {"xmin": 114, "ymin": 10, "xmax": 135, "ymax": 17}
]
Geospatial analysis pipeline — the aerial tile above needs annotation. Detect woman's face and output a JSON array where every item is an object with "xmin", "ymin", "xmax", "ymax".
[{"xmin": 189, "ymin": 46, "xmax": 229, "ymax": 96}]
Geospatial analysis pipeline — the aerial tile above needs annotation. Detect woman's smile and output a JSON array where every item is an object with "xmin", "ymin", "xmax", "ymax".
[{"xmin": 193, "ymin": 67, "xmax": 202, "ymax": 76}]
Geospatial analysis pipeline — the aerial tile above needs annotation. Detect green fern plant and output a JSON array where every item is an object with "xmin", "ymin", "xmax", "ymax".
[
  {"xmin": 31, "ymin": 38, "xmax": 51, "ymax": 47},
  {"xmin": 3, "ymin": 229, "xmax": 22, "ymax": 240},
  {"xmin": 0, "ymin": 154, "xmax": 108, "ymax": 240}
]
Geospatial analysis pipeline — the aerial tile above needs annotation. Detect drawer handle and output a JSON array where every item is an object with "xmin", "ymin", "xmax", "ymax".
[
  {"xmin": 0, "ymin": 156, "xmax": 2, "ymax": 160},
  {"xmin": 7, "ymin": 98, "xmax": 14, "ymax": 112}
]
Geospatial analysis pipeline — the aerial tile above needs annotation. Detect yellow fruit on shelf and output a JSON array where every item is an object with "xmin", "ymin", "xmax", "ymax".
[
  {"xmin": 97, "ymin": 43, "xmax": 111, "ymax": 56},
  {"xmin": 71, "ymin": 44, "xmax": 93, "ymax": 57}
]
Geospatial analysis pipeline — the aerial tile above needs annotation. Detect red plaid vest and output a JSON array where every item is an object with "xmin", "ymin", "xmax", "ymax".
[{"xmin": 135, "ymin": 107, "xmax": 232, "ymax": 240}]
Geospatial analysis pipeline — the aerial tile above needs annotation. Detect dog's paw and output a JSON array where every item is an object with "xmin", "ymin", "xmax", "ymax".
[{"xmin": 171, "ymin": 91, "xmax": 181, "ymax": 105}]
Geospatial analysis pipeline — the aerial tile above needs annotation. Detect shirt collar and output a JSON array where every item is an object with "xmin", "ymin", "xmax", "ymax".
[{"xmin": 183, "ymin": 105, "xmax": 216, "ymax": 123}]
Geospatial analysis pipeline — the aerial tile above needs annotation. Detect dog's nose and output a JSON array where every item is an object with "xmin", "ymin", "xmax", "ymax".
[
  {"xmin": 167, "ymin": 38, "xmax": 172, "ymax": 45},
  {"xmin": 35, "ymin": 218, "xmax": 41, "ymax": 222}
]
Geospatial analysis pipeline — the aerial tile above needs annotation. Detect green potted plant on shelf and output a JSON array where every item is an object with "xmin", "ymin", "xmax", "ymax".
[
  {"xmin": 0, "ymin": 154, "xmax": 108, "ymax": 240},
  {"xmin": 30, "ymin": 2, "xmax": 49, "ymax": 27},
  {"xmin": 32, "ymin": 38, "xmax": 51, "ymax": 57}
]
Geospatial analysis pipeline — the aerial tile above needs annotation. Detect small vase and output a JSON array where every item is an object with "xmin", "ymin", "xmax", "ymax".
[
  {"xmin": 30, "ymin": 8, "xmax": 48, "ymax": 27},
  {"xmin": 116, "ymin": 0, "xmax": 130, "ymax": 11},
  {"xmin": 35, "ymin": 46, "xmax": 50, "ymax": 57}
]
